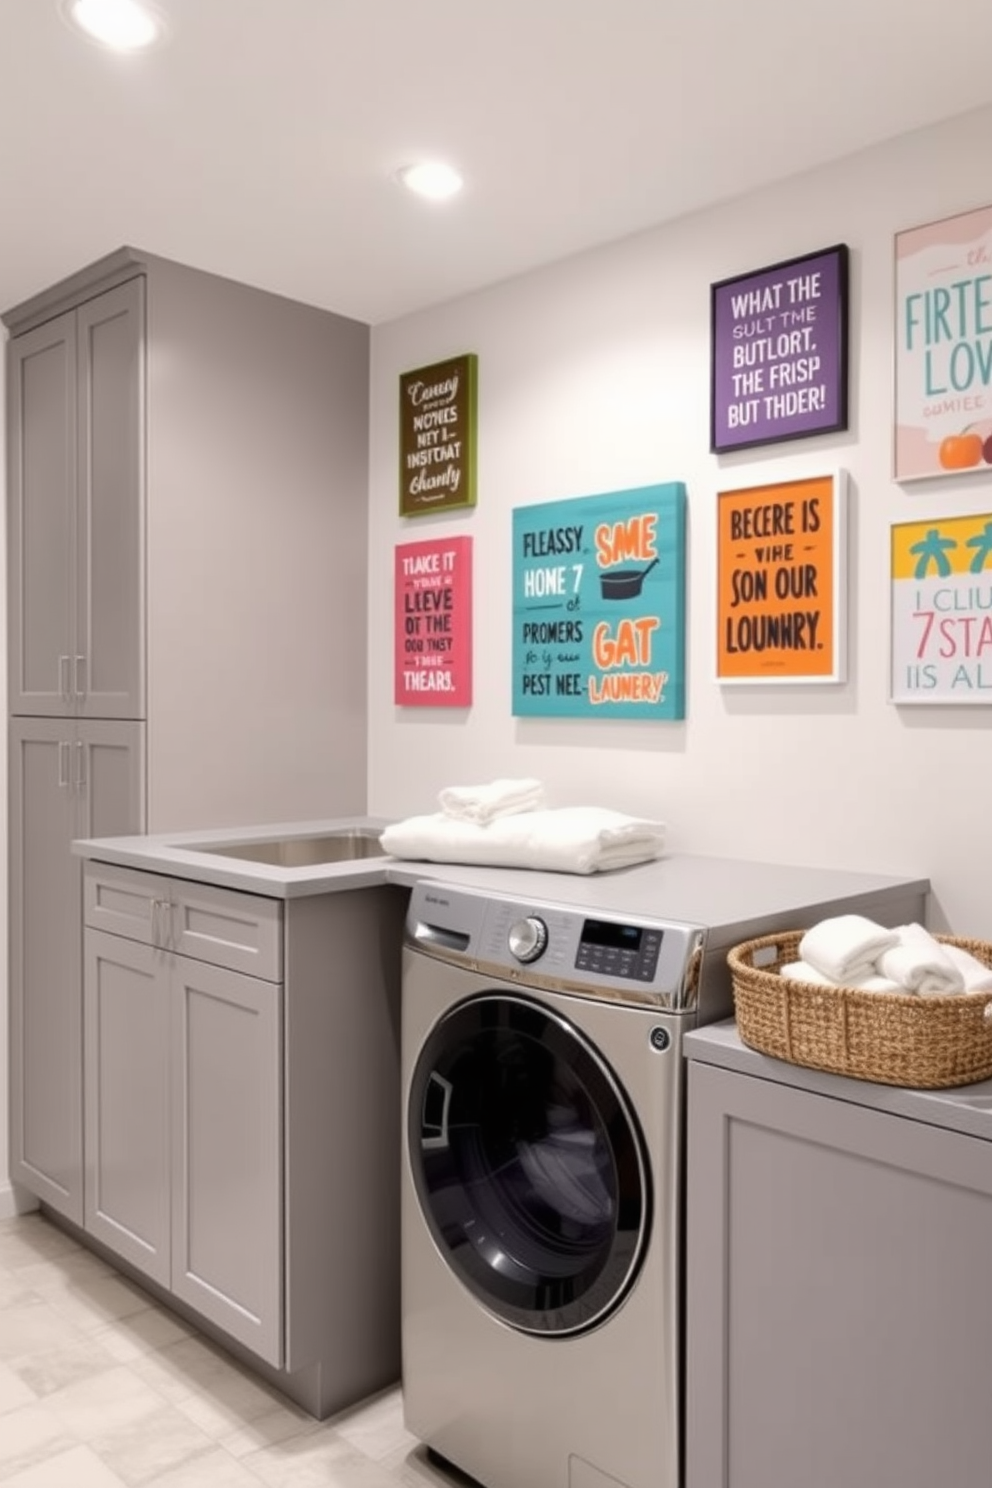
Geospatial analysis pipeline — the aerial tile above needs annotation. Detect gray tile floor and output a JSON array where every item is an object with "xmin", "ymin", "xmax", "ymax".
[{"xmin": 0, "ymin": 1211, "xmax": 465, "ymax": 1488}]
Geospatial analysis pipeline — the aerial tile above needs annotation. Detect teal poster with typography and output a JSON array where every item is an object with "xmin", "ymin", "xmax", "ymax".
[{"xmin": 512, "ymin": 483, "xmax": 687, "ymax": 719}]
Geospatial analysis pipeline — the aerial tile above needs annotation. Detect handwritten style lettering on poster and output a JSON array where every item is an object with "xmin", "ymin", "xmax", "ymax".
[
  {"xmin": 394, "ymin": 536, "xmax": 472, "ymax": 706},
  {"xmin": 890, "ymin": 513, "xmax": 992, "ymax": 703},
  {"xmin": 716, "ymin": 473, "xmax": 847, "ymax": 684},
  {"xmin": 711, "ymin": 245, "xmax": 849, "ymax": 453},
  {"xmin": 895, "ymin": 204, "xmax": 992, "ymax": 481},
  {"xmin": 399, "ymin": 354, "xmax": 478, "ymax": 516},
  {"xmin": 512, "ymin": 484, "xmax": 686, "ymax": 720}
]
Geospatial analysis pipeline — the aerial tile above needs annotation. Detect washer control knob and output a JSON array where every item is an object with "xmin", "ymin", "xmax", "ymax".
[{"xmin": 508, "ymin": 916, "xmax": 549, "ymax": 964}]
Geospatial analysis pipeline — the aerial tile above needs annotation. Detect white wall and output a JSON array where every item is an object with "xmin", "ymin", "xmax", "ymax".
[{"xmin": 368, "ymin": 104, "xmax": 992, "ymax": 939}]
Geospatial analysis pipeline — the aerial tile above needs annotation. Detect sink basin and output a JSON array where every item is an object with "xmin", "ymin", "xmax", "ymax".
[{"xmin": 184, "ymin": 828, "xmax": 387, "ymax": 867}]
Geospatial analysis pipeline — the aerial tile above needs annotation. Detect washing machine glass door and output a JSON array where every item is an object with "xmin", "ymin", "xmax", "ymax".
[{"xmin": 408, "ymin": 992, "xmax": 650, "ymax": 1336}]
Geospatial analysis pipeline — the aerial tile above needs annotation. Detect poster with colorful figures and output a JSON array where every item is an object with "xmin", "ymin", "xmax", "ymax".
[
  {"xmin": 891, "ymin": 513, "xmax": 992, "ymax": 703},
  {"xmin": 394, "ymin": 536, "xmax": 472, "ymax": 706},
  {"xmin": 895, "ymin": 204, "xmax": 992, "ymax": 481},
  {"xmin": 512, "ymin": 484, "xmax": 686, "ymax": 720}
]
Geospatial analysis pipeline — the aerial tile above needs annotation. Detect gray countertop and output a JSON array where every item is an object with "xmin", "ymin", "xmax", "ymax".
[
  {"xmin": 685, "ymin": 1019, "xmax": 992, "ymax": 1143},
  {"xmin": 72, "ymin": 820, "xmax": 929, "ymax": 932},
  {"xmin": 73, "ymin": 817, "xmax": 401, "ymax": 898}
]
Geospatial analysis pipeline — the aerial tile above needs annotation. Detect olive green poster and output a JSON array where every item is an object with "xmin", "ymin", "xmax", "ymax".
[{"xmin": 399, "ymin": 353, "xmax": 478, "ymax": 516}]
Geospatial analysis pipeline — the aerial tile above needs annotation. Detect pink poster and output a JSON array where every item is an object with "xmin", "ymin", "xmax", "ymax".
[{"xmin": 394, "ymin": 536, "xmax": 472, "ymax": 707}]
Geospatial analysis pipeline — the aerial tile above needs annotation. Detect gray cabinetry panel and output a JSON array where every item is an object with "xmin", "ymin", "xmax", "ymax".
[
  {"xmin": 685, "ymin": 1060, "xmax": 992, "ymax": 1488},
  {"xmin": 75, "ymin": 279, "xmax": 145, "ymax": 720},
  {"xmin": 6, "ymin": 280, "xmax": 144, "ymax": 721},
  {"xmin": 8, "ymin": 719, "xmax": 144, "ymax": 1222},
  {"xmin": 84, "ymin": 862, "xmax": 282, "ymax": 980},
  {"xmin": 81, "ymin": 863, "xmax": 284, "ymax": 1366},
  {"xmin": 168, "ymin": 880, "xmax": 282, "ymax": 981},
  {"xmin": 171, "ymin": 956, "xmax": 282, "ymax": 1366},
  {"xmin": 7, "ymin": 312, "xmax": 76, "ymax": 717},
  {"xmin": 83, "ymin": 862, "xmax": 167, "ymax": 945},
  {"xmin": 83, "ymin": 928, "xmax": 170, "ymax": 1285},
  {"xmin": 8, "ymin": 720, "xmax": 81, "ymax": 1216}
]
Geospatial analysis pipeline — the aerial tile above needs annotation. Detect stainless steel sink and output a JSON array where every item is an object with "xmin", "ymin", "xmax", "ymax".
[{"xmin": 184, "ymin": 828, "xmax": 387, "ymax": 867}]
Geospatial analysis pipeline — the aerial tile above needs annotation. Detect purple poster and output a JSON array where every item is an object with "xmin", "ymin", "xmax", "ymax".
[{"xmin": 710, "ymin": 245, "xmax": 849, "ymax": 453}]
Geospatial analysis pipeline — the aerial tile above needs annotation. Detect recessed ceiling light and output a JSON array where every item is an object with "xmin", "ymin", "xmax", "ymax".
[
  {"xmin": 65, "ymin": 0, "xmax": 162, "ymax": 51},
  {"xmin": 397, "ymin": 162, "xmax": 464, "ymax": 202}
]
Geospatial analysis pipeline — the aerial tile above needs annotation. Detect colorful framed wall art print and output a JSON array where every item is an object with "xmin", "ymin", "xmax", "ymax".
[
  {"xmin": 399, "ymin": 354, "xmax": 478, "ymax": 516},
  {"xmin": 890, "ymin": 513, "xmax": 992, "ymax": 703},
  {"xmin": 394, "ymin": 536, "xmax": 472, "ymax": 706},
  {"xmin": 711, "ymin": 244, "xmax": 849, "ymax": 453},
  {"xmin": 512, "ymin": 483, "xmax": 686, "ymax": 720},
  {"xmin": 716, "ymin": 472, "xmax": 847, "ymax": 684},
  {"xmin": 895, "ymin": 204, "xmax": 992, "ymax": 481}
]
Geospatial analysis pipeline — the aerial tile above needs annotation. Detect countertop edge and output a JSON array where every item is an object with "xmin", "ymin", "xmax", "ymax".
[
  {"xmin": 685, "ymin": 1020, "xmax": 992, "ymax": 1143},
  {"xmin": 73, "ymin": 818, "xmax": 398, "ymax": 899}
]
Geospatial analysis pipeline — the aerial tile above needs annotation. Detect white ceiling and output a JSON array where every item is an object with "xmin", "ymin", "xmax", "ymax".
[{"xmin": 4, "ymin": 0, "xmax": 992, "ymax": 326}]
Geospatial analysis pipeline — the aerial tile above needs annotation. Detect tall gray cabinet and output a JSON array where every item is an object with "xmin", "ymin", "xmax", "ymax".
[{"xmin": 5, "ymin": 247, "xmax": 370, "ymax": 1224}]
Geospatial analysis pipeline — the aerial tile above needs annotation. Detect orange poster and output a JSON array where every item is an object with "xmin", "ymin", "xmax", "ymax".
[{"xmin": 716, "ymin": 472, "xmax": 847, "ymax": 682}]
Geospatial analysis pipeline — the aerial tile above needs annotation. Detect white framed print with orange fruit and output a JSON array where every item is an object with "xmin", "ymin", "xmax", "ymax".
[{"xmin": 895, "ymin": 203, "xmax": 992, "ymax": 481}]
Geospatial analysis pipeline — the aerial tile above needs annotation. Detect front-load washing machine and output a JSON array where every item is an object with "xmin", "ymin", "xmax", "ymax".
[{"xmin": 400, "ymin": 862, "xmax": 928, "ymax": 1488}]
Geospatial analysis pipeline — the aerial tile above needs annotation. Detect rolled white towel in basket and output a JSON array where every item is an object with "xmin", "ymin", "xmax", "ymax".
[
  {"xmin": 779, "ymin": 960, "xmax": 901, "ymax": 993},
  {"xmin": 799, "ymin": 915, "xmax": 900, "ymax": 984},
  {"xmin": 877, "ymin": 924, "xmax": 965, "ymax": 995},
  {"xmin": 438, "ymin": 777, "xmax": 546, "ymax": 825},
  {"xmin": 943, "ymin": 942, "xmax": 992, "ymax": 993}
]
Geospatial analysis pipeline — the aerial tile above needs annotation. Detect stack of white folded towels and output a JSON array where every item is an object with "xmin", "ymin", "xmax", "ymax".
[
  {"xmin": 781, "ymin": 914, "xmax": 992, "ymax": 995},
  {"xmin": 379, "ymin": 778, "xmax": 667, "ymax": 875}
]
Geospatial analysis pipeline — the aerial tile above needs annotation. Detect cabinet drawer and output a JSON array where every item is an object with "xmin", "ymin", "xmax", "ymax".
[
  {"xmin": 170, "ymin": 880, "xmax": 282, "ymax": 983},
  {"xmin": 83, "ymin": 862, "xmax": 283, "ymax": 982},
  {"xmin": 84, "ymin": 863, "xmax": 168, "ymax": 944}
]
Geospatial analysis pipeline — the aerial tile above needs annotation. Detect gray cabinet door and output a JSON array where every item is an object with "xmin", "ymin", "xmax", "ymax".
[
  {"xmin": 6, "ymin": 279, "xmax": 144, "ymax": 721},
  {"xmin": 170, "ymin": 957, "xmax": 283, "ymax": 1367},
  {"xmin": 685, "ymin": 1060, "xmax": 992, "ymax": 1488},
  {"xmin": 8, "ymin": 719, "xmax": 81, "ymax": 1216},
  {"xmin": 6, "ymin": 313, "xmax": 76, "ymax": 717},
  {"xmin": 75, "ymin": 278, "xmax": 145, "ymax": 720},
  {"xmin": 8, "ymin": 718, "xmax": 145, "ymax": 1220},
  {"xmin": 83, "ymin": 929, "xmax": 170, "ymax": 1286}
]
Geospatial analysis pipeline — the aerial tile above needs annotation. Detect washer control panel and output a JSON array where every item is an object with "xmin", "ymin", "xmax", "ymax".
[
  {"xmin": 575, "ymin": 917, "xmax": 662, "ymax": 983},
  {"xmin": 406, "ymin": 881, "xmax": 704, "ymax": 1006}
]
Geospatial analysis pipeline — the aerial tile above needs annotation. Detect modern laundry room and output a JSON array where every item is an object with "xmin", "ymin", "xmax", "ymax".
[{"xmin": 4, "ymin": 5, "xmax": 992, "ymax": 1488}]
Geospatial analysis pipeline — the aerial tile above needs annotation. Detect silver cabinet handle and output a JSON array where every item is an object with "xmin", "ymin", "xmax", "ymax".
[
  {"xmin": 58, "ymin": 740, "xmax": 70, "ymax": 788},
  {"xmin": 59, "ymin": 655, "xmax": 71, "ymax": 704},
  {"xmin": 74, "ymin": 655, "xmax": 86, "ymax": 702},
  {"xmin": 75, "ymin": 741, "xmax": 87, "ymax": 791},
  {"xmin": 152, "ymin": 898, "xmax": 174, "ymax": 950}
]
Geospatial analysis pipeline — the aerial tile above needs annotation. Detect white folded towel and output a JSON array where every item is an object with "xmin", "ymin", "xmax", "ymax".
[
  {"xmin": 943, "ymin": 943, "xmax": 992, "ymax": 994},
  {"xmin": 779, "ymin": 960, "xmax": 901, "ymax": 994},
  {"xmin": 438, "ymin": 777, "xmax": 546, "ymax": 825},
  {"xmin": 799, "ymin": 915, "xmax": 900, "ymax": 984},
  {"xmin": 380, "ymin": 806, "xmax": 666, "ymax": 875},
  {"xmin": 877, "ymin": 924, "xmax": 965, "ymax": 996}
]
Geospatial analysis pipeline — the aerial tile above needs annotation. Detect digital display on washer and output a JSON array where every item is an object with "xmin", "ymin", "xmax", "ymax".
[
  {"xmin": 575, "ymin": 918, "xmax": 663, "ymax": 982},
  {"xmin": 581, "ymin": 919, "xmax": 643, "ymax": 951}
]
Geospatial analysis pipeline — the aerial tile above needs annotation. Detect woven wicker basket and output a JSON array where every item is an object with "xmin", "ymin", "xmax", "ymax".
[{"xmin": 728, "ymin": 930, "xmax": 992, "ymax": 1089}]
